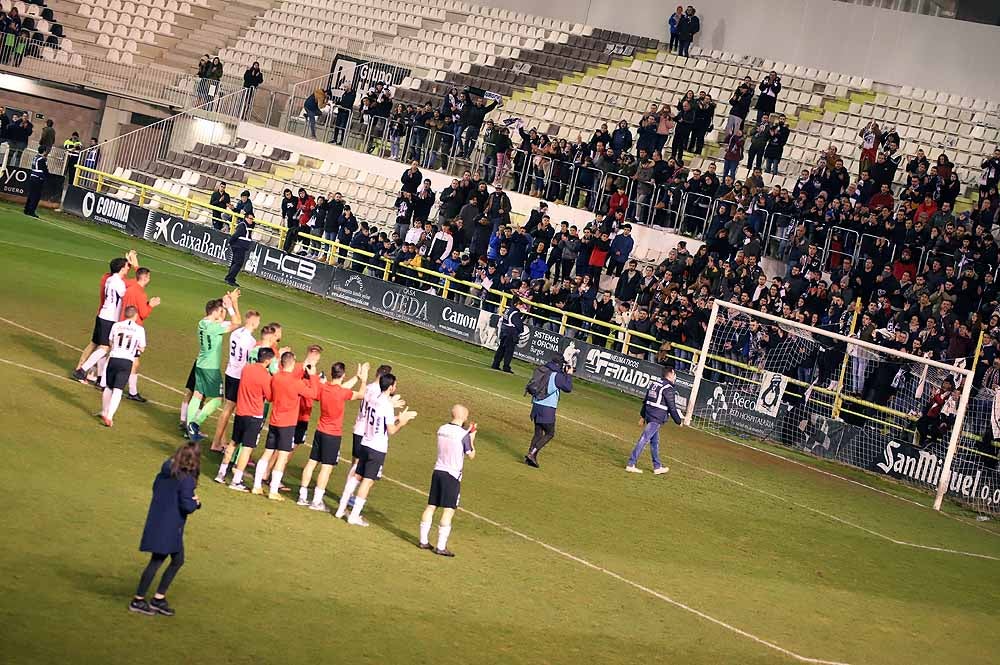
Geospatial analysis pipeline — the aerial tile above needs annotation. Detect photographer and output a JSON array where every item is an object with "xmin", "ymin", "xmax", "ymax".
[
  {"xmin": 755, "ymin": 71, "xmax": 781, "ymax": 125},
  {"xmin": 524, "ymin": 354, "xmax": 574, "ymax": 468},
  {"xmin": 725, "ymin": 78, "xmax": 753, "ymax": 136}
]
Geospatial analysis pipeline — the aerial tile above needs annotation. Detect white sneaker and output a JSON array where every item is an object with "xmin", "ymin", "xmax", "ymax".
[
  {"xmin": 309, "ymin": 502, "xmax": 329, "ymax": 513},
  {"xmin": 334, "ymin": 509, "xmax": 346, "ymax": 519},
  {"xmin": 213, "ymin": 475, "xmax": 227, "ymax": 484},
  {"xmin": 297, "ymin": 495, "xmax": 309, "ymax": 506},
  {"xmin": 625, "ymin": 465, "xmax": 643, "ymax": 474},
  {"xmin": 229, "ymin": 482, "xmax": 249, "ymax": 492},
  {"xmin": 653, "ymin": 466, "xmax": 670, "ymax": 475},
  {"xmin": 347, "ymin": 516, "xmax": 369, "ymax": 527}
]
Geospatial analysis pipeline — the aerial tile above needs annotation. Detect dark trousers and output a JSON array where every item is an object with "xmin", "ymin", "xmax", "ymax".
[
  {"xmin": 529, "ymin": 421, "xmax": 555, "ymax": 454},
  {"xmin": 688, "ymin": 128, "xmax": 707, "ymax": 154},
  {"xmin": 136, "ymin": 549, "xmax": 185, "ymax": 597},
  {"xmin": 678, "ymin": 39, "xmax": 692, "ymax": 57},
  {"xmin": 225, "ymin": 248, "xmax": 247, "ymax": 283},
  {"xmin": 23, "ymin": 177, "xmax": 43, "ymax": 215},
  {"xmin": 607, "ymin": 260, "xmax": 626, "ymax": 277},
  {"xmin": 668, "ymin": 33, "xmax": 679, "ymax": 52},
  {"xmin": 747, "ymin": 147, "xmax": 764, "ymax": 170},
  {"xmin": 492, "ymin": 334, "xmax": 516, "ymax": 370}
]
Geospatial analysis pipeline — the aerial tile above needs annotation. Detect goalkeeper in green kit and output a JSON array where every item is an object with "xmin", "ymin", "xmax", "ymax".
[{"xmin": 186, "ymin": 290, "xmax": 242, "ymax": 442}]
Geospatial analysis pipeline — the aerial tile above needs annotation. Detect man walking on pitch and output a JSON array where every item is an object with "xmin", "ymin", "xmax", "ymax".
[
  {"xmin": 297, "ymin": 361, "xmax": 369, "ymax": 511},
  {"xmin": 419, "ymin": 405, "xmax": 476, "ymax": 557},
  {"xmin": 335, "ymin": 373, "xmax": 417, "ymax": 525},
  {"xmin": 186, "ymin": 291, "xmax": 242, "ymax": 442},
  {"xmin": 626, "ymin": 365, "xmax": 683, "ymax": 474},
  {"xmin": 491, "ymin": 297, "xmax": 529, "ymax": 373},
  {"xmin": 252, "ymin": 351, "xmax": 320, "ymax": 500},
  {"xmin": 209, "ymin": 310, "xmax": 260, "ymax": 452},
  {"xmin": 524, "ymin": 355, "xmax": 573, "ymax": 468},
  {"xmin": 214, "ymin": 347, "xmax": 274, "ymax": 490},
  {"xmin": 100, "ymin": 306, "xmax": 147, "ymax": 427}
]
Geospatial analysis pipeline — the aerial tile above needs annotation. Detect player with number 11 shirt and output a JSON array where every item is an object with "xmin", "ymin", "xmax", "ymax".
[{"xmin": 100, "ymin": 305, "xmax": 147, "ymax": 427}]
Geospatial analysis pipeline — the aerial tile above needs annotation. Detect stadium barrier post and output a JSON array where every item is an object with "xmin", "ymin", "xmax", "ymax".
[
  {"xmin": 382, "ymin": 258, "xmax": 391, "ymax": 281},
  {"xmin": 623, "ymin": 331, "xmax": 632, "ymax": 355},
  {"xmin": 441, "ymin": 278, "xmax": 451, "ymax": 299},
  {"xmin": 558, "ymin": 313, "xmax": 567, "ymax": 336},
  {"xmin": 831, "ymin": 298, "xmax": 862, "ymax": 419},
  {"xmin": 684, "ymin": 298, "xmax": 720, "ymax": 426},
  {"xmin": 933, "ymin": 329, "xmax": 985, "ymax": 511}
]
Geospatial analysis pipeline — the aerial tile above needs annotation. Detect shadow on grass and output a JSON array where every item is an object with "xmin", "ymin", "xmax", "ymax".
[
  {"xmin": 9, "ymin": 330, "xmax": 77, "ymax": 367},
  {"xmin": 32, "ymin": 375, "xmax": 97, "ymax": 418}
]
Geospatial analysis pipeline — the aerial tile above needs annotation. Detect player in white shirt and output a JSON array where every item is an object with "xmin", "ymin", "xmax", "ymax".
[
  {"xmin": 339, "ymin": 364, "xmax": 397, "ymax": 507},
  {"xmin": 335, "ymin": 372, "xmax": 417, "ymax": 526},
  {"xmin": 209, "ymin": 310, "xmax": 260, "ymax": 452},
  {"xmin": 74, "ymin": 251, "xmax": 137, "ymax": 383},
  {"xmin": 100, "ymin": 306, "xmax": 147, "ymax": 427},
  {"xmin": 419, "ymin": 405, "xmax": 476, "ymax": 557}
]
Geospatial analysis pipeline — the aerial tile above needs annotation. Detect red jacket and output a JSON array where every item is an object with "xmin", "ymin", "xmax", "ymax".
[
  {"xmin": 297, "ymin": 195, "xmax": 316, "ymax": 226},
  {"xmin": 588, "ymin": 237, "xmax": 611, "ymax": 267},
  {"xmin": 608, "ymin": 191, "xmax": 629, "ymax": 216}
]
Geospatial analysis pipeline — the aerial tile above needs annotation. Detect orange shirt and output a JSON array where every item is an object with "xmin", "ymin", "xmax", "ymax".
[
  {"xmin": 316, "ymin": 384, "xmax": 354, "ymax": 435},
  {"xmin": 120, "ymin": 282, "xmax": 152, "ymax": 324},
  {"xmin": 295, "ymin": 362, "xmax": 315, "ymax": 423},
  {"xmin": 270, "ymin": 370, "xmax": 319, "ymax": 427},
  {"xmin": 236, "ymin": 363, "xmax": 273, "ymax": 418}
]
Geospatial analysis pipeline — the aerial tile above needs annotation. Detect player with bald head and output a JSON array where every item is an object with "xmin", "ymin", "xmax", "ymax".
[{"xmin": 418, "ymin": 404, "xmax": 477, "ymax": 557}]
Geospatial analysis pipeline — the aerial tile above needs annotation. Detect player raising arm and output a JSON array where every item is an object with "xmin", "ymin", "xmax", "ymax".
[
  {"xmin": 186, "ymin": 290, "xmax": 242, "ymax": 442},
  {"xmin": 214, "ymin": 346, "xmax": 274, "ymax": 490},
  {"xmin": 100, "ymin": 305, "xmax": 147, "ymax": 427},
  {"xmin": 419, "ymin": 405, "xmax": 476, "ymax": 557},
  {"xmin": 297, "ymin": 361, "xmax": 369, "ymax": 511},
  {"xmin": 252, "ymin": 351, "xmax": 320, "ymax": 500},
  {"xmin": 120, "ymin": 267, "xmax": 161, "ymax": 402},
  {"xmin": 336, "ymin": 373, "xmax": 417, "ymax": 526},
  {"xmin": 74, "ymin": 250, "xmax": 138, "ymax": 383},
  {"xmin": 208, "ymin": 310, "xmax": 261, "ymax": 452}
]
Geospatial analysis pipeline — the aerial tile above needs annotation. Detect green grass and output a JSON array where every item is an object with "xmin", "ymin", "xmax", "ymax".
[{"xmin": 1, "ymin": 202, "xmax": 999, "ymax": 665}]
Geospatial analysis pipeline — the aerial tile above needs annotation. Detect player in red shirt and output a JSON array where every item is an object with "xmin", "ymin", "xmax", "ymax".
[
  {"xmin": 297, "ymin": 361, "xmax": 370, "ymax": 511},
  {"xmin": 261, "ymin": 343, "xmax": 322, "ymax": 489},
  {"xmin": 119, "ymin": 267, "xmax": 161, "ymax": 402},
  {"xmin": 252, "ymin": 349, "xmax": 320, "ymax": 500},
  {"xmin": 214, "ymin": 347, "xmax": 275, "ymax": 490}
]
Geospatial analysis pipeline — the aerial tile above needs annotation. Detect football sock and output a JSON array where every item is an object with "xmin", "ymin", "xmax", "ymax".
[
  {"xmin": 216, "ymin": 462, "xmax": 228, "ymax": 480},
  {"xmin": 179, "ymin": 401, "xmax": 189, "ymax": 423},
  {"xmin": 128, "ymin": 374, "xmax": 139, "ymax": 395},
  {"xmin": 419, "ymin": 521, "xmax": 432, "ymax": 545},
  {"xmin": 101, "ymin": 388, "xmax": 112, "ymax": 416},
  {"xmin": 187, "ymin": 396, "xmax": 203, "ymax": 424},
  {"xmin": 232, "ymin": 469, "xmax": 244, "ymax": 485},
  {"xmin": 81, "ymin": 348, "xmax": 106, "ymax": 372},
  {"xmin": 299, "ymin": 487, "xmax": 308, "ymax": 502},
  {"xmin": 269, "ymin": 470, "xmax": 283, "ymax": 496},
  {"xmin": 252, "ymin": 459, "xmax": 267, "ymax": 490},
  {"xmin": 194, "ymin": 398, "xmax": 221, "ymax": 426},
  {"xmin": 312, "ymin": 488, "xmax": 324, "ymax": 505},
  {"xmin": 349, "ymin": 498, "xmax": 366, "ymax": 521},
  {"xmin": 437, "ymin": 525, "xmax": 452, "ymax": 550},
  {"xmin": 337, "ymin": 475, "xmax": 359, "ymax": 514},
  {"xmin": 96, "ymin": 356, "xmax": 109, "ymax": 386},
  {"xmin": 108, "ymin": 389, "xmax": 124, "ymax": 419}
]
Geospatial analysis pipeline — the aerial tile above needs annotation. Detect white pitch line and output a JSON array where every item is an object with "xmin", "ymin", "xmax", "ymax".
[
  {"xmin": 0, "ymin": 327, "xmax": 852, "ymax": 665},
  {"xmin": 310, "ymin": 331, "xmax": 1000, "ymax": 560}
]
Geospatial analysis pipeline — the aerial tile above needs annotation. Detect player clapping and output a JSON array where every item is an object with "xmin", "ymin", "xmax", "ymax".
[
  {"xmin": 214, "ymin": 346, "xmax": 274, "ymax": 490},
  {"xmin": 208, "ymin": 310, "xmax": 261, "ymax": 452},
  {"xmin": 99, "ymin": 306, "xmax": 147, "ymax": 427},
  {"xmin": 418, "ymin": 405, "xmax": 476, "ymax": 557}
]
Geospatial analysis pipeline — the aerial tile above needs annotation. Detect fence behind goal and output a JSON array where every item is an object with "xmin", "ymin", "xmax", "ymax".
[{"xmin": 683, "ymin": 300, "xmax": 1000, "ymax": 514}]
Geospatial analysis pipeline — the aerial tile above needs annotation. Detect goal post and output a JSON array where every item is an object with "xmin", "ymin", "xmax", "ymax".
[{"xmin": 684, "ymin": 299, "xmax": 996, "ymax": 514}]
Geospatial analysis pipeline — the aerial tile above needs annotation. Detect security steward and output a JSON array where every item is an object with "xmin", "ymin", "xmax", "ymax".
[
  {"xmin": 225, "ymin": 212, "xmax": 255, "ymax": 287},
  {"xmin": 24, "ymin": 146, "xmax": 49, "ymax": 217},
  {"xmin": 63, "ymin": 132, "xmax": 83, "ymax": 181},
  {"xmin": 491, "ymin": 297, "xmax": 529, "ymax": 373}
]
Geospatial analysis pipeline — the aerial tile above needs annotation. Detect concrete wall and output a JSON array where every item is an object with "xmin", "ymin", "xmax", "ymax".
[
  {"xmin": 0, "ymin": 74, "xmax": 104, "ymax": 147},
  {"xmin": 479, "ymin": 0, "xmax": 1000, "ymax": 100}
]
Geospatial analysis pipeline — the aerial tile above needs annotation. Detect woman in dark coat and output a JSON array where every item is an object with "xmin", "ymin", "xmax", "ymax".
[{"xmin": 129, "ymin": 443, "xmax": 201, "ymax": 617}]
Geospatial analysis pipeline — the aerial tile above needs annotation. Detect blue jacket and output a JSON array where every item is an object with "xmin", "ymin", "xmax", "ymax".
[
  {"xmin": 139, "ymin": 460, "xmax": 200, "ymax": 555},
  {"xmin": 528, "ymin": 257, "xmax": 548, "ymax": 280},
  {"xmin": 609, "ymin": 234, "xmax": 634, "ymax": 264},
  {"xmin": 639, "ymin": 378, "xmax": 682, "ymax": 425},
  {"xmin": 530, "ymin": 360, "xmax": 573, "ymax": 424},
  {"xmin": 487, "ymin": 233, "xmax": 502, "ymax": 261}
]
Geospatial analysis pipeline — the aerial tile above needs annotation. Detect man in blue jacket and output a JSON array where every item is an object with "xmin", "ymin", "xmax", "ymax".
[
  {"xmin": 607, "ymin": 223, "xmax": 634, "ymax": 277},
  {"xmin": 626, "ymin": 365, "xmax": 683, "ymax": 474},
  {"xmin": 525, "ymin": 355, "xmax": 573, "ymax": 468}
]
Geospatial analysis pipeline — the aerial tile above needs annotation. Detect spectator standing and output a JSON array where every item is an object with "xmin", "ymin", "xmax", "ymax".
[
  {"xmin": 746, "ymin": 120, "xmax": 769, "ymax": 172},
  {"xmin": 667, "ymin": 6, "xmax": 684, "ymax": 52},
  {"xmin": 858, "ymin": 121, "xmax": 881, "ymax": 177},
  {"xmin": 754, "ymin": 71, "xmax": 781, "ymax": 125},
  {"xmin": 6, "ymin": 112, "xmax": 32, "ymax": 166},
  {"xmin": 22, "ymin": 146, "xmax": 48, "ymax": 217},
  {"xmin": 722, "ymin": 128, "xmax": 744, "ymax": 181},
  {"xmin": 209, "ymin": 181, "xmax": 231, "ymax": 230},
  {"xmin": 331, "ymin": 84, "xmax": 355, "ymax": 145},
  {"xmin": 524, "ymin": 355, "xmax": 574, "ymax": 468},
  {"xmin": 676, "ymin": 6, "xmax": 700, "ymax": 58},
  {"xmin": 607, "ymin": 224, "xmax": 634, "ymax": 277},
  {"xmin": 400, "ymin": 161, "xmax": 422, "ymax": 194},
  {"xmin": 129, "ymin": 443, "xmax": 201, "ymax": 617},
  {"xmin": 485, "ymin": 183, "xmax": 512, "ymax": 232},
  {"xmin": 195, "ymin": 54, "xmax": 211, "ymax": 103},
  {"xmin": 689, "ymin": 92, "xmax": 715, "ymax": 155},
  {"xmin": 671, "ymin": 100, "xmax": 696, "ymax": 163},
  {"xmin": 206, "ymin": 57, "xmax": 224, "ymax": 100},
  {"xmin": 725, "ymin": 80, "xmax": 753, "ymax": 136},
  {"xmin": 303, "ymin": 87, "xmax": 326, "ymax": 140},
  {"xmin": 38, "ymin": 118, "xmax": 55, "ymax": 154},
  {"xmin": 241, "ymin": 62, "xmax": 263, "ymax": 120}
]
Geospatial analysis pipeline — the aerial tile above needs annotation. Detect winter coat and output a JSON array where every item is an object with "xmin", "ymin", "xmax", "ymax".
[{"xmin": 139, "ymin": 460, "xmax": 200, "ymax": 555}]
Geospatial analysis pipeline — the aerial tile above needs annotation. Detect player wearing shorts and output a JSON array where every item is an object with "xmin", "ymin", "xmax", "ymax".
[
  {"xmin": 252, "ymin": 351, "xmax": 320, "ymax": 500},
  {"xmin": 208, "ymin": 310, "xmax": 260, "ymax": 452},
  {"xmin": 185, "ymin": 291, "xmax": 242, "ymax": 442},
  {"xmin": 99, "ymin": 306, "xmax": 147, "ymax": 427},
  {"xmin": 419, "ymin": 405, "xmax": 476, "ymax": 557},
  {"xmin": 214, "ymin": 347, "xmax": 274, "ymax": 490},
  {"xmin": 119, "ymin": 267, "xmax": 161, "ymax": 401},
  {"xmin": 261, "ymin": 345, "xmax": 322, "ymax": 489},
  {"xmin": 344, "ymin": 364, "xmax": 395, "ymax": 479},
  {"xmin": 335, "ymin": 373, "xmax": 417, "ymax": 526},
  {"xmin": 74, "ymin": 251, "xmax": 136, "ymax": 383},
  {"xmin": 297, "ymin": 361, "xmax": 369, "ymax": 511}
]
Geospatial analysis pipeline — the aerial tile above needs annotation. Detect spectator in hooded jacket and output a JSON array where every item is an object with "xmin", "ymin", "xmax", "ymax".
[
  {"xmin": 241, "ymin": 62, "xmax": 263, "ymax": 119},
  {"xmin": 676, "ymin": 6, "xmax": 700, "ymax": 58}
]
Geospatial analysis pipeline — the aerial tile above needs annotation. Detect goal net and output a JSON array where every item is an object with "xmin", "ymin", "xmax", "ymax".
[{"xmin": 684, "ymin": 300, "xmax": 1000, "ymax": 514}]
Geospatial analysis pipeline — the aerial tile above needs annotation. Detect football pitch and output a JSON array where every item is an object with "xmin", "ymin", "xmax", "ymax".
[{"xmin": 1, "ymin": 203, "xmax": 999, "ymax": 665}]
